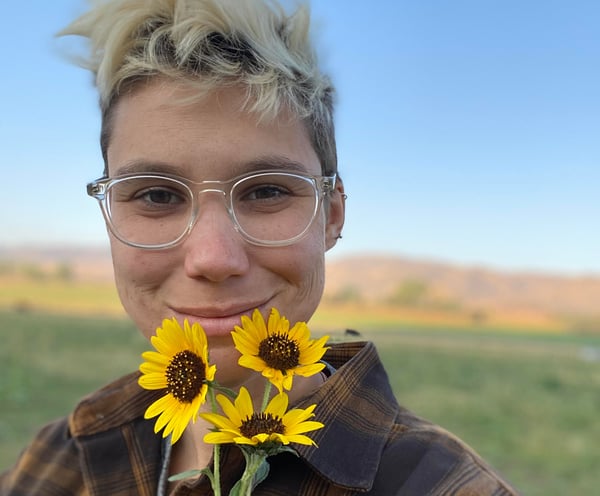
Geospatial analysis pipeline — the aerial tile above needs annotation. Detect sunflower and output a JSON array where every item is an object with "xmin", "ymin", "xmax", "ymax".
[
  {"xmin": 138, "ymin": 317, "xmax": 217, "ymax": 444},
  {"xmin": 231, "ymin": 308, "xmax": 329, "ymax": 393},
  {"xmin": 201, "ymin": 387, "xmax": 324, "ymax": 447}
]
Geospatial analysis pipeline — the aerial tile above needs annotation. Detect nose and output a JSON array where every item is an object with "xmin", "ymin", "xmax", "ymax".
[{"xmin": 182, "ymin": 199, "xmax": 250, "ymax": 282}]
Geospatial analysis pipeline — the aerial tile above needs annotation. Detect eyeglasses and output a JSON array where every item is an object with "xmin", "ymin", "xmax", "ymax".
[{"xmin": 87, "ymin": 170, "xmax": 336, "ymax": 249}]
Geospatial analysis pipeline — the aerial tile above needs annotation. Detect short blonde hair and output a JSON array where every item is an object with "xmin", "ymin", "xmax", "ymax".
[{"xmin": 60, "ymin": 0, "xmax": 337, "ymax": 175}]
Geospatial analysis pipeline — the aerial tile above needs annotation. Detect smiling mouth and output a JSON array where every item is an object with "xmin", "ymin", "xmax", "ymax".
[{"xmin": 169, "ymin": 302, "xmax": 269, "ymax": 337}]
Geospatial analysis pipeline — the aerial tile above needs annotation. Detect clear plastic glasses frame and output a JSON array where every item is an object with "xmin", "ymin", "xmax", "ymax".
[{"xmin": 87, "ymin": 170, "xmax": 336, "ymax": 249}]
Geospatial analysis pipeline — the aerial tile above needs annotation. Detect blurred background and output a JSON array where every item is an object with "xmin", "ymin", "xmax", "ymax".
[
  {"xmin": 1, "ymin": 0, "xmax": 599, "ymax": 274},
  {"xmin": 1, "ymin": 1, "xmax": 599, "ymax": 494}
]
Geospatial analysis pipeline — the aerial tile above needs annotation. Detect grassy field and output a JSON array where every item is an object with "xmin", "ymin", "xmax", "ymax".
[
  {"xmin": 0, "ymin": 277, "xmax": 124, "ymax": 316},
  {"xmin": 1, "ymin": 309, "xmax": 599, "ymax": 495}
]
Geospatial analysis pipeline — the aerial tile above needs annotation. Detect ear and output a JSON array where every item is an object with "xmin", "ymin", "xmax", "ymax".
[{"xmin": 325, "ymin": 177, "xmax": 346, "ymax": 251}]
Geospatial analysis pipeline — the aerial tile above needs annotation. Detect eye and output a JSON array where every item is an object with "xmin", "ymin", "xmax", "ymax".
[
  {"xmin": 243, "ymin": 184, "xmax": 291, "ymax": 201},
  {"xmin": 135, "ymin": 187, "xmax": 186, "ymax": 205}
]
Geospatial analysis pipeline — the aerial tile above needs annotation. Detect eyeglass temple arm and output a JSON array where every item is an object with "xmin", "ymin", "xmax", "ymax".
[
  {"xmin": 87, "ymin": 180, "xmax": 108, "ymax": 199},
  {"xmin": 323, "ymin": 174, "xmax": 337, "ymax": 194}
]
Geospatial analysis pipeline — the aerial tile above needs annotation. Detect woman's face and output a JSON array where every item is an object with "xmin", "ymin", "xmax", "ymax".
[{"xmin": 105, "ymin": 81, "xmax": 344, "ymax": 386}]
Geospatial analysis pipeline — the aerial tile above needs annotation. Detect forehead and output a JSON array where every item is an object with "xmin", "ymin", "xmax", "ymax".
[{"xmin": 105, "ymin": 81, "xmax": 320, "ymax": 179}]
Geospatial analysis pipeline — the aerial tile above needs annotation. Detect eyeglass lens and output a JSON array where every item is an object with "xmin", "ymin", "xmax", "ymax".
[{"xmin": 104, "ymin": 173, "xmax": 320, "ymax": 246}]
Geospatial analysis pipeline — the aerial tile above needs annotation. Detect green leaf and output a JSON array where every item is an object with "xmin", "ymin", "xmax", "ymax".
[
  {"xmin": 212, "ymin": 383, "xmax": 238, "ymax": 400},
  {"xmin": 226, "ymin": 461, "xmax": 269, "ymax": 496},
  {"xmin": 228, "ymin": 451, "xmax": 270, "ymax": 495},
  {"xmin": 228, "ymin": 479, "xmax": 243, "ymax": 496},
  {"xmin": 272, "ymin": 445, "xmax": 299, "ymax": 457},
  {"xmin": 251, "ymin": 458, "xmax": 270, "ymax": 489},
  {"xmin": 168, "ymin": 467, "xmax": 214, "ymax": 484},
  {"xmin": 258, "ymin": 443, "xmax": 299, "ymax": 458}
]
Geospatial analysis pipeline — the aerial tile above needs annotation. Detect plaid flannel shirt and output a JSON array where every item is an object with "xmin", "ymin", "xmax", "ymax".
[{"xmin": 1, "ymin": 341, "xmax": 519, "ymax": 495}]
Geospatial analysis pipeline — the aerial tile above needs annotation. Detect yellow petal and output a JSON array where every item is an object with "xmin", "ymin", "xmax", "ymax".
[
  {"xmin": 268, "ymin": 308, "xmax": 289, "ymax": 335},
  {"xmin": 204, "ymin": 431, "xmax": 237, "ymax": 444},
  {"xmin": 234, "ymin": 387, "xmax": 255, "ymax": 419},
  {"xmin": 185, "ymin": 320, "xmax": 209, "ymax": 356},
  {"xmin": 284, "ymin": 420, "xmax": 324, "ymax": 436},
  {"xmin": 150, "ymin": 335, "xmax": 177, "ymax": 357},
  {"xmin": 189, "ymin": 392, "xmax": 205, "ymax": 423},
  {"xmin": 270, "ymin": 433, "xmax": 291, "ymax": 445},
  {"xmin": 144, "ymin": 394, "xmax": 174, "ymax": 419},
  {"xmin": 216, "ymin": 394, "xmax": 244, "ymax": 426},
  {"xmin": 237, "ymin": 312, "xmax": 266, "ymax": 342},
  {"xmin": 293, "ymin": 363, "xmax": 326, "ymax": 378},
  {"xmin": 138, "ymin": 372, "xmax": 167, "ymax": 390},
  {"xmin": 265, "ymin": 392, "xmax": 288, "ymax": 418},
  {"xmin": 261, "ymin": 368, "xmax": 277, "ymax": 379},
  {"xmin": 234, "ymin": 436, "xmax": 258, "ymax": 446},
  {"xmin": 282, "ymin": 405, "xmax": 315, "ymax": 426},
  {"xmin": 281, "ymin": 374, "xmax": 294, "ymax": 391},
  {"xmin": 237, "ymin": 314, "xmax": 255, "ymax": 334},
  {"xmin": 169, "ymin": 414, "xmax": 190, "ymax": 444},
  {"xmin": 231, "ymin": 331, "xmax": 259, "ymax": 355},
  {"xmin": 200, "ymin": 412, "xmax": 237, "ymax": 430},
  {"xmin": 156, "ymin": 320, "xmax": 187, "ymax": 352},
  {"xmin": 260, "ymin": 370, "xmax": 284, "ymax": 393},
  {"xmin": 252, "ymin": 309, "xmax": 268, "ymax": 337},
  {"xmin": 253, "ymin": 433, "xmax": 271, "ymax": 444},
  {"xmin": 238, "ymin": 355, "xmax": 267, "ymax": 372},
  {"xmin": 154, "ymin": 399, "xmax": 182, "ymax": 433},
  {"xmin": 206, "ymin": 364, "xmax": 217, "ymax": 382},
  {"xmin": 139, "ymin": 361, "xmax": 166, "ymax": 375},
  {"xmin": 299, "ymin": 338, "xmax": 329, "ymax": 364},
  {"xmin": 141, "ymin": 351, "xmax": 170, "ymax": 366},
  {"xmin": 284, "ymin": 434, "xmax": 317, "ymax": 446},
  {"xmin": 287, "ymin": 321, "xmax": 309, "ymax": 342}
]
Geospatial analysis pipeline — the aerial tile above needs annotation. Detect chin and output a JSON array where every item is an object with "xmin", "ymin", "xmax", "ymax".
[{"xmin": 208, "ymin": 347, "xmax": 249, "ymax": 386}]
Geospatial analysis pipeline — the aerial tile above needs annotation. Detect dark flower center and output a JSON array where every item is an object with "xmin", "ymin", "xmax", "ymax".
[
  {"xmin": 240, "ymin": 412, "xmax": 285, "ymax": 438},
  {"xmin": 166, "ymin": 350, "xmax": 206, "ymax": 403},
  {"xmin": 258, "ymin": 333, "xmax": 300, "ymax": 371}
]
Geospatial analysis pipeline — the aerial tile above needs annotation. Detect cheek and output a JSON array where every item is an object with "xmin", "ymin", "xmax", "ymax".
[
  {"xmin": 111, "ymin": 242, "xmax": 146, "ymax": 295},
  {"xmin": 271, "ymin": 229, "xmax": 326, "ymax": 322},
  {"xmin": 109, "ymin": 238, "xmax": 174, "ymax": 337},
  {"xmin": 296, "ymin": 218, "xmax": 327, "ymax": 288},
  {"xmin": 285, "ymin": 222, "xmax": 325, "ymax": 274}
]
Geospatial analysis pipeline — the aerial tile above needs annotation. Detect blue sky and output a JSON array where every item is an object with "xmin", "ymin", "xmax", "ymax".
[{"xmin": 1, "ymin": 0, "xmax": 598, "ymax": 275}]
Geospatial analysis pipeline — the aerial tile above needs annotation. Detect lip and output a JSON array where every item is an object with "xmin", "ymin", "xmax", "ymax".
[{"xmin": 168, "ymin": 301, "xmax": 271, "ymax": 338}]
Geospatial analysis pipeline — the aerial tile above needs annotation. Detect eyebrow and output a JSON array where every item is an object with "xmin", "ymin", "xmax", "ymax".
[
  {"xmin": 244, "ymin": 156, "xmax": 313, "ymax": 175},
  {"xmin": 112, "ymin": 161, "xmax": 181, "ymax": 176},
  {"xmin": 111, "ymin": 155, "xmax": 315, "ymax": 178}
]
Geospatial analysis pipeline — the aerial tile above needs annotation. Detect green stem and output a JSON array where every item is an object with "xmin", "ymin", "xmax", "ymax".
[
  {"xmin": 237, "ymin": 452, "xmax": 267, "ymax": 496},
  {"xmin": 213, "ymin": 445, "xmax": 221, "ymax": 496},
  {"xmin": 260, "ymin": 381, "xmax": 272, "ymax": 412},
  {"xmin": 208, "ymin": 386, "xmax": 222, "ymax": 496}
]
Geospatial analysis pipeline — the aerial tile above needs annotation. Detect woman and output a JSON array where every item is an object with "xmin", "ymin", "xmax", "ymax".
[{"xmin": 1, "ymin": 0, "xmax": 518, "ymax": 494}]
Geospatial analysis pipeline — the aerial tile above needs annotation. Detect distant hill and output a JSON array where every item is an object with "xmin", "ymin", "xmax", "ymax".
[
  {"xmin": 1, "ymin": 246, "xmax": 598, "ymax": 321},
  {"xmin": 324, "ymin": 254, "xmax": 598, "ymax": 319},
  {"xmin": 0, "ymin": 245, "xmax": 115, "ymax": 283}
]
